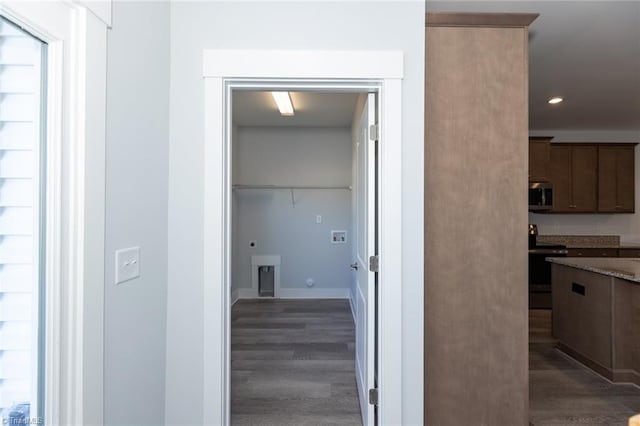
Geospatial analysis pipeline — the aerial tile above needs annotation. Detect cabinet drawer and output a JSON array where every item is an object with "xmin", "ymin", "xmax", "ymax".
[
  {"xmin": 618, "ymin": 249, "xmax": 640, "ymax": 258},
  {"xmin": 567, "ymin": 248, "xmax": 618, "ymax": 257}
]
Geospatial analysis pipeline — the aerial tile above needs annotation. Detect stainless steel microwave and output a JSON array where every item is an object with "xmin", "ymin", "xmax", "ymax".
[{"xmin": 529, "ymin": 182, "xmax": 553, "ymax": 211}]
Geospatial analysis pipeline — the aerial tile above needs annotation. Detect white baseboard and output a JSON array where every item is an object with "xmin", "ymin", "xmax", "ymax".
[
  {"xmin": 277, "ymin": 288, "xmax": 350, "ymax": 299},
  {"xmin": 233, "ymin": 287, "xmax": 349, "ymax": 300},
  {"xmin": 231, "ymin": 289, "xmax": 240, "ymax": 306}
]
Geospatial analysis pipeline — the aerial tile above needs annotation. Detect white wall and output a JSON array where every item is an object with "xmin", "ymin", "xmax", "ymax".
[
  {"xmin": 104, "ymin": 2, "xmax": 169, "ymax": 424},
  {"xmin": 166, "ymin": 2, "xmax": 425, "ymax": 424},
  {"xmin": 232, "ymin": 126, "xmax": 352, "ymax": 297},
  {"xmin": 529, "ymin": 129, "xmax": 640, "ymax": 242},
  {"xmin": 234, "ymin": 127, "xmax": 351, "ymax": 186}
]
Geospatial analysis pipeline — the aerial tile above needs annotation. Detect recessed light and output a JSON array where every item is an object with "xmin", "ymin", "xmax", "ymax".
[
  {"xmin": 271, "ymin": 92, "xmax": 295, "ymax": 116},
  {"xmin": 547, "ymin": 97, "xmax": 564, "ymax": 105}
]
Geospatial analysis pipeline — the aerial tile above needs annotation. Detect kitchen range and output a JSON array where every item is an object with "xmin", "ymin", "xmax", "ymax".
[{"xmin": 528, "ymin": 224, "xmax": 567, "ymax": 309}]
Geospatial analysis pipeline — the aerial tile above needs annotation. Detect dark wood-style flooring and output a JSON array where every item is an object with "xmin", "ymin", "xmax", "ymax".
[
  {"xmin": 231, "ymin": 302, "xmax": 640, "ymax": 425},
  {"xmin": 530, "ymin": 309, "xmax": 640, "ymax": 425},
  {"xmin": 231, "ymin": 299, "xmax": 362, "ymax": 426}
]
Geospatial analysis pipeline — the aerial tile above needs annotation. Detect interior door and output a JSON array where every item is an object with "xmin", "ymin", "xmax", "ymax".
[{"xmin": 353, "ymin": 93, "xmax": 377, "ymax": 425}]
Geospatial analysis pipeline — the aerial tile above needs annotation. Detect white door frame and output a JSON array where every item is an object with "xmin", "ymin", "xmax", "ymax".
[
  {"xmin": 203, "ymin": 50, "xmax": 404, "ymax": 425},
  {"xmin": 0, "ymin": 2, "xmax": 107, "ymax": 425}
]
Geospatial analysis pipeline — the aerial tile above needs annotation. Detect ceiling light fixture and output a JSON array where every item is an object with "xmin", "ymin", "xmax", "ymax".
[
  {"xmin": 271, "ymin": 91, "xmax": 295, "ymax": 116},
  {"xmin": 547, "ymin": 97, "xmax": 564, "ymax": 105}
]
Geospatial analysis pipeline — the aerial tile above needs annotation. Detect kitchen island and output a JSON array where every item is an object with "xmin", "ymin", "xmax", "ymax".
[{"xmin": 548, "ymin": 257, "xmax": 640, "ymax": 386}]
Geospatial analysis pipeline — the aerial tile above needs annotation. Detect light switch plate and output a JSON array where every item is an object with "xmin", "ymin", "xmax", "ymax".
[{"xmin": 115, "ymin": 246, "xmax": 140, "ymax": 285}]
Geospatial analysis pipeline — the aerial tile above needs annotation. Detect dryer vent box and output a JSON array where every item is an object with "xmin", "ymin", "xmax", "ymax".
[{"xmin": 331, "ymin": 230, "xmax": 347, "ymax": 244}]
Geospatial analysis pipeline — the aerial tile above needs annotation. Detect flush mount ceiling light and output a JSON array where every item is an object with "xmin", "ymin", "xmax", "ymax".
[
  {"xmin": 547, "ymin": 97, "xmax": 564, "ymax": 105},
  {"xmin": 271, "ymin": 91, "xmax": 295, "ymax": 116}
]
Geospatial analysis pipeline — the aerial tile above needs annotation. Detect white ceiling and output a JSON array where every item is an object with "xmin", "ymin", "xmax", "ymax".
[
  {"xmin": 427, "ymin": 1, "xmax": 640, "ymax": 131},
  {"xmin": 233, "ymin": 3, "xmax": 639, "ymax": 132},
  {"xmin": 232, "ymin": 91, "xmax": 360, "ymax": 127}
]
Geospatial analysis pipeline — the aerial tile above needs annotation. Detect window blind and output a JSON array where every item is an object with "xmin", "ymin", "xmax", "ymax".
[{"xmin": 0, "ymin": 18, "xmax": 43, "ymax": 419}]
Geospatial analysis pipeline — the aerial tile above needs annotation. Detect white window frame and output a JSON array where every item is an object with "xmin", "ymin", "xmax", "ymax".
[
  {"xmin": 0, "ymin": 2, "xmax": 106, "ymax": 425},
  {"xmin": 203, "ymin": 49, "xmax": 404, "ymax": 425}
]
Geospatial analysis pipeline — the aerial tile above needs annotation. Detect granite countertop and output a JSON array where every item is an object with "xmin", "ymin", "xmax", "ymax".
[
  {"xmin": 547, "ymin": 257, "xmax": 640, "ymax": 284},
  {"xmin": 536, "ymin": 234, "xmax": 640, "ymax": 249}
]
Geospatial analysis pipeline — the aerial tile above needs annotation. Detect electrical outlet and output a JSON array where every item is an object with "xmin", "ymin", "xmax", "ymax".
[{"xmin": 115, "ymin": 247, "xmax": 140, "ymax": 285}]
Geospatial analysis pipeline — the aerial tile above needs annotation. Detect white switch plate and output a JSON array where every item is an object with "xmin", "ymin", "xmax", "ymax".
[
  {"xmin": 316, "ymin": 215, "xmax": 322, "ymax": 224},
  {"xmin": 115, "ymin": 246, "xmax": 140, "ymax": 285}
]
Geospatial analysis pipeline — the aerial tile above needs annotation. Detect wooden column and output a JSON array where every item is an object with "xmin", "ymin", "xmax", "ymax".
[{"xmin": 424, "ymin": 12, "xmax": 538, "ymax": 425}]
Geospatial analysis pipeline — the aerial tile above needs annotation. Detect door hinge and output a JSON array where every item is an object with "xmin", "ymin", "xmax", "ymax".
[
  {"xmin": 369, "ymin": 255, "xmax": 379, "ymax": 273},
  {"xmin": 369, "ymin": 388, "xmax": 379, "ymax": 405},
  {"xmin": 369, "ymin": 124, "xmax": 379, "ymax": 141}
]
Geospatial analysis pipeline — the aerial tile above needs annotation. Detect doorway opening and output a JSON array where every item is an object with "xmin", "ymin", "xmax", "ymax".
[
  {"xmin": 202, "ymin": 49, "xmax": 405, "ymax": 426},
  {"xmin": 229, "ymin": 89, "xmax": 377, "ymax": 425}
]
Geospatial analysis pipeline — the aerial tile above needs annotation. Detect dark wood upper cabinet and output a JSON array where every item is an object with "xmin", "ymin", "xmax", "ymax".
[
  {"xmin": 570, "ymin": 145, "xmax": 598, "ymax": 212},
  {"xmin": 529, "ymin": 136, "xmax": 552, "ymax": 181},
  {"xmin": 536, "ymin": 142, "xmax": 636, "ymax": 213},
  {"xmin": 548, "ymin": 145, "xmax": 597, "ymax": 212},
  {"xmin": 598, "ymin": 145, "xmax": 635, "ymax": 213},
  {"xmin": 548, "ymin": 146, "xmax": 571, "ymax": 211}
]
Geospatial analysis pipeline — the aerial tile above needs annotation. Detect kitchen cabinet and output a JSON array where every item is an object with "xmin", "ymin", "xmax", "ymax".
[
  {"xmin": 552, "ymin": 264, "xmax": 612, "ymax": 369},
  {"xmin": 567, "ymin": 248, "xmax": 618, "ymax": 257},
  {"xmin": 551, "ymin": 262, "xmax": 640, "ymax": 385},
  {"xmin": 617, "ymin": 248, "xmax": 640, "ymax": 258},
  {"xmin": 598, "ymin": 145, "xmax": 635, "ymax": 213},
  {"xmin": 541, "ymin": 142, "xmax": 636, "ymax": 213},
  {"xmin": 612, "ymin": 277, "xmax": 640, "ymax": 385},
  {"xmin": 549, "ymin": 145, "xmax": 597, "ymax": 212},
  {"xmin": 529, "ymin": 136, "xmax": 552, "ymax": 181}
]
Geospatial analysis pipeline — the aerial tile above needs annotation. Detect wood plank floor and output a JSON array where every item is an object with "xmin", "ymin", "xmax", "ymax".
[
  {"xmin": 530, "ymin": 309, "xmax": 640, "ymax": 425},
  {"xmin": 231, "ymin": 299, "xmax": 363, "ymax": 426}
]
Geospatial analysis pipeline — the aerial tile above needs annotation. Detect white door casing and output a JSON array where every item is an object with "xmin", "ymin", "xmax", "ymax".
[
  {"xmin": 354, "ymin": 93, "xmax": 377, "ymax": 425},
  {"xmin": 203, "ymin": 50, "xmax": 404, "ymax": 426}
]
